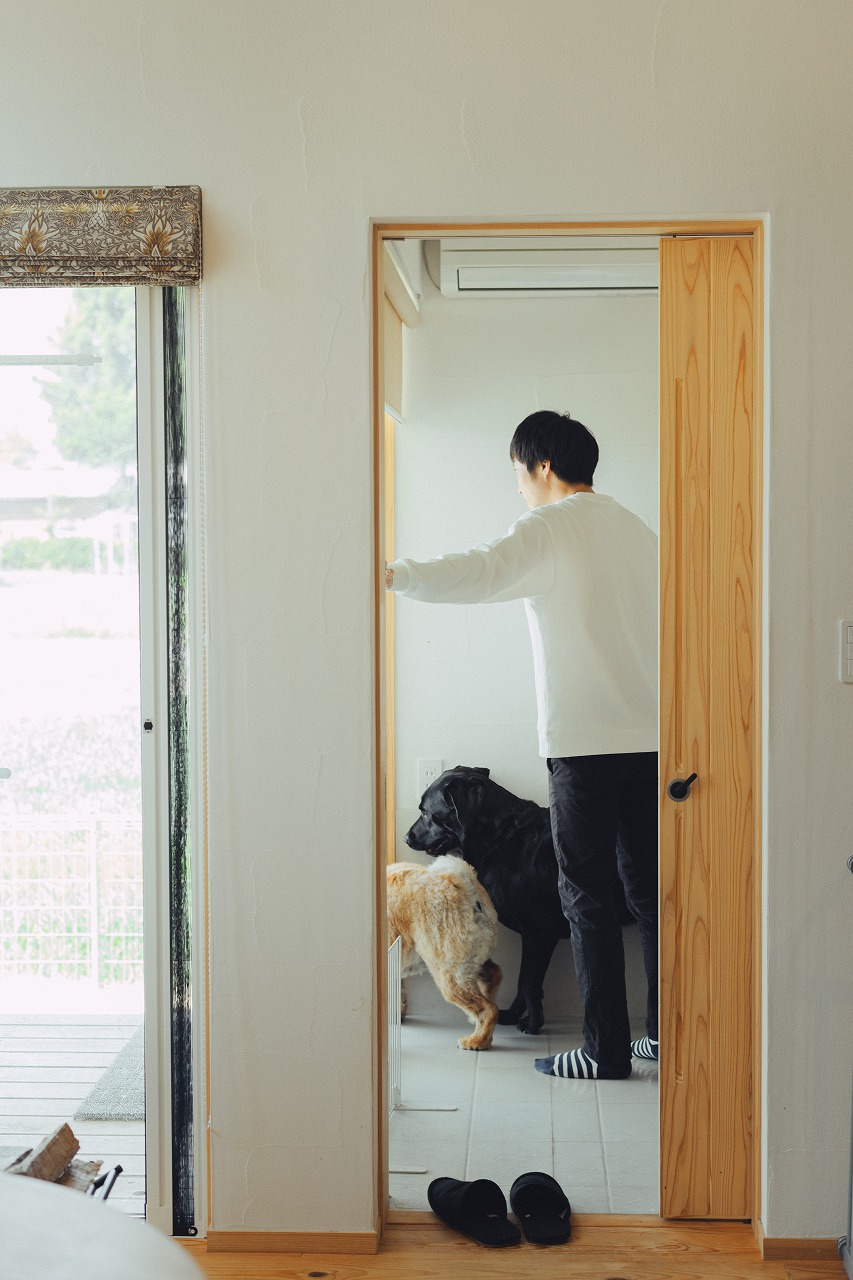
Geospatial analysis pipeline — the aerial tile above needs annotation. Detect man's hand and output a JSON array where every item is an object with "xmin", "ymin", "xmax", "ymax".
[{"xmin": 384, "ymin": 562, "xmax": 394, "ymax": 590}]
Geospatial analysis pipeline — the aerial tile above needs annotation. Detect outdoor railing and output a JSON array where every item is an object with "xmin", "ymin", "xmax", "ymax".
[{"xmin": 0, "ymin": 816, "xmax": 143, "ymax": 985}]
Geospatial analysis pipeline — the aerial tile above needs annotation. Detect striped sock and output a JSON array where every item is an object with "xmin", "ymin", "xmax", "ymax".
[
  {"xmin": 535, "ymin": 1048, "xmax": 600, "ymax": 1079},
  {"xmin": 631, "ymin": 1036, "xmax": 659, "ymax": 1060}
]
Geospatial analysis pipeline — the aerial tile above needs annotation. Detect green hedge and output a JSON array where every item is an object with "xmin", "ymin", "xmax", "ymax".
[{"xmin": 1, "ymin": 536, "xmax": 95, "ymax": 572}]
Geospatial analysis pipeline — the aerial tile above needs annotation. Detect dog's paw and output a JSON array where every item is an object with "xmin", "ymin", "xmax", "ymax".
[
  {"xmin": 517, "ymin": 1013, "xmax": 545, "ymax": 1035},
  {"xmin": 458, "ymin": 1034, "xmax": 491, "ymax": 1050}
]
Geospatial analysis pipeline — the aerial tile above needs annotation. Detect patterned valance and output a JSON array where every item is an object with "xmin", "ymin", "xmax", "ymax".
[{"xmin": 0, "ymin": 186, "xmax": 202, "ymax": 286}]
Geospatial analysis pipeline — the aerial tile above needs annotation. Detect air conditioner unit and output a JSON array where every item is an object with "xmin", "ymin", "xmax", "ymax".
[{"xmin": 437, "ymin": 236, "xmax": 659, "ymax": 299}]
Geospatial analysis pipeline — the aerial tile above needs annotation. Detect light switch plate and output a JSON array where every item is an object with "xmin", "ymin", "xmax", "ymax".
[{"xmin": 417, "ymin": 758, "xmax": 443, "ymax": 799}]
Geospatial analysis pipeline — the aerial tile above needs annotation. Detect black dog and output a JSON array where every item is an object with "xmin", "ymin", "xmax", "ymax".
[{"xmin": 405, "ymin": 764, "xmax": 634, "ymax": 1035}]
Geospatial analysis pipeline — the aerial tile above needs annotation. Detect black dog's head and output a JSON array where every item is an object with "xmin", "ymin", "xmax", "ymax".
[{"xmin": 404, "ymin": 766, "xmax": 492, "ymax": 860}]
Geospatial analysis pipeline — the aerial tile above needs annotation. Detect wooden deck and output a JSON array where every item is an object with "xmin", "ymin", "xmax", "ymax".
[{"xmin": 0, "ymin": 1013, "xmax": 144, "ymax": 1216}]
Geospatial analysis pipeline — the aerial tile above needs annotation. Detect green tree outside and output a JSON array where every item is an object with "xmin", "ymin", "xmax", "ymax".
[{"xmin": 38, "ymin": 289, "xmax": 137, "ymax": 489}]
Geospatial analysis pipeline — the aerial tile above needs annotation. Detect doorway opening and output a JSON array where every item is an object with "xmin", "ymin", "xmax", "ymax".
[
  {"xmin": 383, "ymin": 234, "xmax": 659, "ymax": 1214},
  {"xmin": 373, "ymin": 219, "xmax": 763, "ymax": 1227}
]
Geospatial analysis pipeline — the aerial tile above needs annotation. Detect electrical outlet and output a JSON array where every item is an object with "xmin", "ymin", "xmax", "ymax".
[{"xmin": 417, "ymin": 758, "xmax": 443, "ymax": 799}]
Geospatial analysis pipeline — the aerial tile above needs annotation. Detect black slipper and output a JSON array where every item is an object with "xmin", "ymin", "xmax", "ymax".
[
  {"xmin": 427, "ymin": 1176, "xmax": 521, "ymax": 1247},
  {"xmin": 509, "ymin": 1171, "xmax": 572, "ymax": 1245}
]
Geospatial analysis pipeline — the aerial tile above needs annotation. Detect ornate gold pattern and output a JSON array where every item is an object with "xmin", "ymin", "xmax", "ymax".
[{"xmin": 0, "ymin": 186, "xmax": 201, "ymax": 286}]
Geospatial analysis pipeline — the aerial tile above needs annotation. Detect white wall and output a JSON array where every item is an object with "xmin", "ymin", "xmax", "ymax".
[
  {"xmin": 6, "ymin": 0, "xmax": 853, "ymax": 1240},
  {"xmin": 393, "ymin": 282, "xmax": 658, "ymax": 1021}
]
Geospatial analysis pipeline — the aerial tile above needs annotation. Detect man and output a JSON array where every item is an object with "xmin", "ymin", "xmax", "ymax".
[{"xmin": 385, "ymin": 410, "xmax": 658, "ymax": 1080}]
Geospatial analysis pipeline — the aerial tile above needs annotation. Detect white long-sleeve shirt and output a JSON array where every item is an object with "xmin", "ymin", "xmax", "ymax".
[{"xmin": 389, "ymin": 493, "xmax": 658, "ymax": 759}]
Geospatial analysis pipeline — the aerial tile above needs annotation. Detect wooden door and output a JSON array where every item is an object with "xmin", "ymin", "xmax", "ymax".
[{"xmin": 659, "ymin": 235, "xmax": 760, "ymax": 1218}]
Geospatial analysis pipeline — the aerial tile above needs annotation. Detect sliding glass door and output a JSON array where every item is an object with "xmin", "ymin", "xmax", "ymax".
[{"xmin": 0, "ymin": 287, "xmax": 146, "ymax": 1213}]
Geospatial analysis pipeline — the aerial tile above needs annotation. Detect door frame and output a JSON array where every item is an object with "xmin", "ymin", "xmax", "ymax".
[
  {"xmin": 137, "ymin": 286, "xmax": 208, "ymax": 1237},
  {"xmin": 371, "ymin": 218, "xmax": 764, "ymax": 1229},
  {"xmin": 137, "ymin": 285, "xmax": 172, "ymax": 1234}
]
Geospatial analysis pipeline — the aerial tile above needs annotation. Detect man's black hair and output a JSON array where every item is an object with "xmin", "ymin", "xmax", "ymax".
[{"xmin": 509, "ymin": 410, "xmax": 599, "ymax": 486}]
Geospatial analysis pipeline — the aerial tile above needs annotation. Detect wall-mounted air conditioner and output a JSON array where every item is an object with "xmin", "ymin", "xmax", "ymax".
[{"xmin": 436, "ymin": 236, "xmax": 659, "ymax": 299}]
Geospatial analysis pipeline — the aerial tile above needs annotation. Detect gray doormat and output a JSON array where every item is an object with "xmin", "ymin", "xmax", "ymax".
[{"xmin": 74, "ymin": 1025, "xmax": 144, "ymax": 1122}]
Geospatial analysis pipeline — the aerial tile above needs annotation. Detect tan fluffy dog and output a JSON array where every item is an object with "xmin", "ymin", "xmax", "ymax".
[{"xmin": 387, "ymin": 854, "xmax": 502, "ymax": 1050}]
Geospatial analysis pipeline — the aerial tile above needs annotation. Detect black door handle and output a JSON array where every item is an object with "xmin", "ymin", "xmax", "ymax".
[{"xmin": 667, "ymin": 772, "xmax": 697, "ymax": 802}]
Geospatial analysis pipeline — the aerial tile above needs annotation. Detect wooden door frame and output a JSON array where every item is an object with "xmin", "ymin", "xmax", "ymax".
[{"xmin": 371, "ymin": 218, "xmax": 764, "ymax": 1233}]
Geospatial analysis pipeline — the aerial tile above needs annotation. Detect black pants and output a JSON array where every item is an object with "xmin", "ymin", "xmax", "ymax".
[{"xmin": 548, "ymin": 752, "xmax": 658, "ymax": 1073}]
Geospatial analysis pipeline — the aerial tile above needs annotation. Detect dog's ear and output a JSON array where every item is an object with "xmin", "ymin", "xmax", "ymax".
[
  {"xmin": 445, "ymin": 773, "xmax": 487, "ymax": 828},
  {"xmin": 444, "ymin": 788, "xmax": 460, "ymax": 825},
  {"xmin": 439, "ymin": 779, "xmax": 466, "ymax": 836}
]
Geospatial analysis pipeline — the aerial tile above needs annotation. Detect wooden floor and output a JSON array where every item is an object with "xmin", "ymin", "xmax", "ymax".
[
  {"xmin": 0, "ymin": 1012, "xmax": 144, "ymax": 1216},
  {"xmin": 181, "ymin": 1223, "xmax": 845, "ymax": 1279}
]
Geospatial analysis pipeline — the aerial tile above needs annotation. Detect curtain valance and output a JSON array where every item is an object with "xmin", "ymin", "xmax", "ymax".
[{"xmin": 0, "ymin": 186, "xmax": 201, "ymax": 286}]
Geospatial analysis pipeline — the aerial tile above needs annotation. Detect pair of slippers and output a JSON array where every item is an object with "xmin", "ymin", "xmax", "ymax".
[{"xmin": 427, "ymin": 1171, "xmax": 571, "ymax": 1247}]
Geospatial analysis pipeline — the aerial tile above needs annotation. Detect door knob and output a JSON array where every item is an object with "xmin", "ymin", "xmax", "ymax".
[{"xmin": 667, "ymin": 772, "xmax": 697, "ymax": 802}]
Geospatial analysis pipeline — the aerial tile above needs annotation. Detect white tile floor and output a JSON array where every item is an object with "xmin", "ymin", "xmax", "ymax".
[{"xmin": 389, "ymin": 1011, "xmax": 659, "ymax": 1215}]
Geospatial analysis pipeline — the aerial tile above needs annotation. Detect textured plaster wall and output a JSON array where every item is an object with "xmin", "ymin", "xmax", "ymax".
[{"xmin": 4, "ymin": 0, "xmax": 853, "ymax": 1239}]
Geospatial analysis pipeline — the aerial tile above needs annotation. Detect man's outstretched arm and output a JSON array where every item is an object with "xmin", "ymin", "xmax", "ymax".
[{"xmin": 384, "ymin": 512, "xmax": 555, "ymax": 605}]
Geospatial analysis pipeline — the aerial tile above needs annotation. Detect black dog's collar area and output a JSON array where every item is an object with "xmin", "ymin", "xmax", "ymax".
[{"xmin": 491, "ymin": 807, "xmax": 542, "ymax": 845}]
